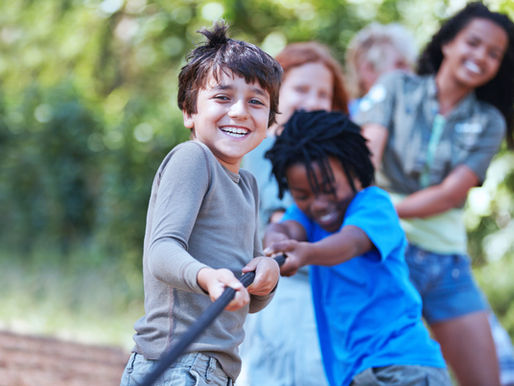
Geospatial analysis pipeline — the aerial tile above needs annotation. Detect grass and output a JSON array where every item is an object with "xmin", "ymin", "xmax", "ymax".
[
  {"xmin": 0, "ymin": 248, "xmax": 144, "ymax": 351},
  {"xmin": 0, "ymin": 246, "xmax": 512, "ymax": 354}
]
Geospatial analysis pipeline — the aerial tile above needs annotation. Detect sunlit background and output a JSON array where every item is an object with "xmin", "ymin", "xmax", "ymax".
[{"xmin": 0, "ymin": 0, "xmax": 513, "ymax": 351}]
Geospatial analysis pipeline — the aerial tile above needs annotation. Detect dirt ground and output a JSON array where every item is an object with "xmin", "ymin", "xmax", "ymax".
[{"xmin": 0, "ymin": 330, "xmax": 129, "ymax": 386}]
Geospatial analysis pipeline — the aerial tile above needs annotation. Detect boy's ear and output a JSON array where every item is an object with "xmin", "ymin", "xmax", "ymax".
[{"xmin": 182, "ymin": 110, "xmax": 194, "ymax": 129}]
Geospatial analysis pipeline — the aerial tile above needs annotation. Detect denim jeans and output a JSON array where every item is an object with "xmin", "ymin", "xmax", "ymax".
[
  {"xmin": 351, "ymin": 365, "xmax": 451, "ymax": 386},
  {"xmin": 120, "ymin": 352, "xmax": 233, "ymax": 386},
  {"xmin": 405, "ymin": 243, "xmax": 487, "ymax": 323}
]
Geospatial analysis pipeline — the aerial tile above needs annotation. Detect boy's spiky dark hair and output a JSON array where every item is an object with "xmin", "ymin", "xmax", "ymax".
[
  {"xmin": 178, "ymin": 21, "xmax": 283, "ymax": 126},
  {"xmin": 265, "ymin": 110, "xmax": 374, "ymax": 198}
]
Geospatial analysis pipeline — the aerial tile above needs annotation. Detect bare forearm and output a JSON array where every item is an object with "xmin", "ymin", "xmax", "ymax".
[
  {"xmin": 263, "ymin": 222, "xmax": 292, "ymax": 247},
  {"xmin": 265, "ymin": 225, "xmax": 372, "ymax": 277},
  {"xmin": 304, "ymin": 226, "xmax": 372, "ymax": 266},
  {"xmin": 396, "ymin": 165, "xmax": 478, "ymax": 219},
  {"xmin": 263, "ymin": 220, "xmax": 306, "ymax": 248},
  {"xmin": 396, "ymin": 187, "xmax": 464, "ymax": 218}
]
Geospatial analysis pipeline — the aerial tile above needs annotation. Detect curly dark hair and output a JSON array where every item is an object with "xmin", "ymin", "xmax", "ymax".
[
  {"xmin": 417, "ymin": 2, "xmax": 514, "ymax": 148},
  {"xmin": 265, "ymin": 110, "xmax": 374, "ymax": 199},
  {"xmin": 178, "ymin": 21, "xmax": 283, "ymax": 127}
]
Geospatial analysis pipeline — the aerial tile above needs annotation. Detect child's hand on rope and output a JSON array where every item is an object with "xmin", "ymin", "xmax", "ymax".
[
  {"xmin": 197, "ymin": 267, "xmax": 250, "ymax": 311},
  {"xmin": 264, "ymin": 239, "xmax": 309, "ymax": 277},
  {"xmin": 242, "ymin": 256, "xmax": 280, "ymax": 296}
]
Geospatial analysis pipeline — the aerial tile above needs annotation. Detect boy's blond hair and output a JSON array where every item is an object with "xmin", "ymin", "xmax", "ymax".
[{"xmin": 346, "ymin": 23, "xmax": 417, "ymax": 98}]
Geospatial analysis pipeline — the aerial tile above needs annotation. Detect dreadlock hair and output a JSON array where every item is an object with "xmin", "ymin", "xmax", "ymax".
[
  {"xmin": 417, "ymin": 2, "xmax": 514, "ymax": 148},
  {"xmin": 265, "ymin": 110, "xmax": 374, "ymax": 200},
  {"xmin": 178, "ymin": 21, "xmax": 283, "ymax": 127}
]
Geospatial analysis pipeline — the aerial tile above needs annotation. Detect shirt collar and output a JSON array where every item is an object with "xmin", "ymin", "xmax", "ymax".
[{"xmin": 426, "ymin": 75, "xmax": 477, "ymax": 120}]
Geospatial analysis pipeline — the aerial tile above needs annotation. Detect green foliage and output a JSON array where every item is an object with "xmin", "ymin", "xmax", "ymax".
[
  {"xmin": 0, "ymin": 0, "xmax": 513, "ymax": 343},
  {"xmin": 475, "ymin": 254, "xmax": 514, "ymax": 339},
  {"xmin": 0, "ymin": 0, "xmax": 407, "ymax": 260}
]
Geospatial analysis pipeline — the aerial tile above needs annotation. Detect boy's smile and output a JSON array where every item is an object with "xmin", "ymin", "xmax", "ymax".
[
  {"xmin": 286, "ymin": 157, "xmax": 360, "ymax": 233},
  {"xmin": 183, "ymin": 71, "xmax": 270, "ymax": 173}
]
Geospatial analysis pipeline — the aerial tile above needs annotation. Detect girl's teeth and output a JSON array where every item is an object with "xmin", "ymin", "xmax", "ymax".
[{"xmin": 465, "ymin": 61, "xmax": 481, "ymax": 74}]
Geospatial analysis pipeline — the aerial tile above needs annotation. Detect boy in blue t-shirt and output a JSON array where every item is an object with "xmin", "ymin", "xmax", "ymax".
[{"xmin": 263, "ymin": 110, "xmax": 450, "ymax": 386}]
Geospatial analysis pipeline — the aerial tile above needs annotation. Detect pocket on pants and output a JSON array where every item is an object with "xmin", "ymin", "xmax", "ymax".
[{"xmin": 188, "ymin": 368, "xmax": 202, "ymax": 386}]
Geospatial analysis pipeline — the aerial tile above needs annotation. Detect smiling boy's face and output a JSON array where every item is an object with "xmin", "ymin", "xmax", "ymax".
[
  {"xmin": 286, "ymin": 157, "xmax": 361, "ymax": 232},
  {"xmin": 183, "ymin": 70, "xmax": 270, "ymax": 173}
]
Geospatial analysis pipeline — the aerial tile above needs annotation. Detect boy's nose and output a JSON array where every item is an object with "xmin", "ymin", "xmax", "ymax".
[
  {"xmin": 228, "ymin": 100, "xmax": 249, "ymax": 119},
  {"xmin": 310, "ymin": 196, "xmax": 330, "ymax": 214}
]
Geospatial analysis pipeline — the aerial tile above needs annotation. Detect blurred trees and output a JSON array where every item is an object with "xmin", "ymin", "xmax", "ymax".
[{"xmin": 0, "ymin": 0, "xmax": 513, "ymax": 288}]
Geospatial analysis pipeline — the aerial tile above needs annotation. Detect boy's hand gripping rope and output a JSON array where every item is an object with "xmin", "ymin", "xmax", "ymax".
[{"xmin": 140, "ymin": 254, "xmax": 287, "ymax": 386}]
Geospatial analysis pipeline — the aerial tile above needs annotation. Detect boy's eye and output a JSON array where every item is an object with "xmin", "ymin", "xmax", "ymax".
[
  {"xmin": 213, "ymin": 94, "xmax": 230, "ymax": 101},
  {"xmin": 290, "ymin": 191, "xmax": 310, "ymax": 201},
  {"xmin": 249, "ymin": 98, "xmax": 265, "ymax": 106}
]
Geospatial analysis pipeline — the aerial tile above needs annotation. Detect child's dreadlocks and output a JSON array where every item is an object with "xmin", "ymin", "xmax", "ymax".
[{"xmin": 265, "ymin": 110, "xmax": 374, "ymax": 198}]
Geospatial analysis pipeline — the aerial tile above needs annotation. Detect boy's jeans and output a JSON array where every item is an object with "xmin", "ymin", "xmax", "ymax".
[
  {"xmin": 351, "ymin": 365, "xmax": 451, "ymax": 385},
  {"xmin": 120, "ymin": 351, "xmax": 234, "ymax": 386}
]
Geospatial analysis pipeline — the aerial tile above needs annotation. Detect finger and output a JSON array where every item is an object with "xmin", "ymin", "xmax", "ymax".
[
  {"xmin": 218, "ymin": 271, "xmax": 244, "ymax": 291},
  {"xmin": 263, "ymin": 246, "xmax": 277, "ymax": 256},
  {"xmin": 280, "ymin": 260, "xmax": 298, "ymax": 277},
  {"xmin": 264, "ymin": 240, "xmax": 293, "ymax": 256},
  {"xmin": 241, "ymin": 258, "xmax": 259, "ymax": 273},
  {"xmin": 208, "ymin": 284, "xmax": 225, "ymax": 302},
  {"xmin": 225, "ymin": 287, "xmax": 249, "ymax": 311},
  {"xmin": 227, "ymin": 280, "xmax": 243, "ymax": 290},
  {"xmin": 280, "ymin": 267, "xmax": 297, "ymax": 277}
]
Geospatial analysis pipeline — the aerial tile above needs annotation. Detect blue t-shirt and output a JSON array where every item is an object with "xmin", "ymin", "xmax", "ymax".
[{"xmin": 282, "ymin": 187, "xmax": 446, "ymax": 386}]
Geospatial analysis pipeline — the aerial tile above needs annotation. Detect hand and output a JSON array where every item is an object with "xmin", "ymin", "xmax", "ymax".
[
  {"xmin": 264, "ymin": 239, "xmax": 309, "ymax": 277},
  {"xmin": 262, "ymin": 225, "xmax": 290, "ymax": 249},
  {"xmin": 242, "ymin": 256, "xmax": 280, "ymax": 296},
  {"xmin": 197, "ymin": 267, "xmax": 250, "ymax": 311}
]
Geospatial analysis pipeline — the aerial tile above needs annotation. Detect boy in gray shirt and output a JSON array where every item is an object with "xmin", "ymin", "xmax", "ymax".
[{"xmin": 120, "ymin": 22, "xmax": 282, "ymax": 386}]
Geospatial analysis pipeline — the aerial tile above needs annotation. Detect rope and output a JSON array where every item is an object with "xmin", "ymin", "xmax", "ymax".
[{"xmin": 140, "ymin": 254, "xmax": 286, "ymax": 385}]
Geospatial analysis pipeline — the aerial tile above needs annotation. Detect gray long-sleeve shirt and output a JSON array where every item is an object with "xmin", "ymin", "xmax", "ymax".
[{"xmin": 132, "ymin": 140, "xmax": 272, "ymax": 380}]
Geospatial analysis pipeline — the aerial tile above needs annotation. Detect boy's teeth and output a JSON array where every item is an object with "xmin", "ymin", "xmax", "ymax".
[
  {"xmin": 464, "ymin": 61, "xmax": 481, "ymax": 74},
  {"xmin": 320, "ymin": 213, "xmax": 334, "ymax": 221},
  {"xmin": 221, "ymin": 127, "xmax": 248, "ymax": 136}
]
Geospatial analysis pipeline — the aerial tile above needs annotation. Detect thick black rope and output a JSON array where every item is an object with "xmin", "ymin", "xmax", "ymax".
[{"xmin": 140, "ymin": 254, "xmax": 286, "ymax": 386}]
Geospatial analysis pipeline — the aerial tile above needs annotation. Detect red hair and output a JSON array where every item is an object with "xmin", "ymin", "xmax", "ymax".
[{"xmin": 275, "ymin": 42, "xmax": 349, "ymax": 114}]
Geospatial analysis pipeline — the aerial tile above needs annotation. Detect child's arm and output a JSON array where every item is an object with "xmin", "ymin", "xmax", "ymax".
[
  {"xmin": 264, "ymin": 222, "xmax": 372, "ymax": 277},
  {"xmin": 363, "ymin": 122, "xmax": 479, "ymax": 218}
]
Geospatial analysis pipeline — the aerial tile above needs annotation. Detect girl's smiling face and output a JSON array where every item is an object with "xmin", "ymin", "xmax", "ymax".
[
  {"xmin": 441, "ymin": 18, "xmax": 508, "ymax": 90},
  {"xmin": 286, "ymin": 157, "xmax": 361, "ymax": 232}
]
